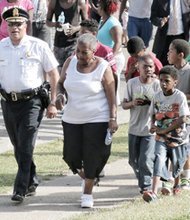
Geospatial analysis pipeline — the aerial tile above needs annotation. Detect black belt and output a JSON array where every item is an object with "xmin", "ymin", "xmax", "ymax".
[{"xmin": 0, "ymin": 87, "xmax": 40, "ymax": 102}]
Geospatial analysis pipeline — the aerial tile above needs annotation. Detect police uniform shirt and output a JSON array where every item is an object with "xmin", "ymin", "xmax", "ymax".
[{"xmin": 0, "ymin": 35, "xmax": 58, "ymax": 93}]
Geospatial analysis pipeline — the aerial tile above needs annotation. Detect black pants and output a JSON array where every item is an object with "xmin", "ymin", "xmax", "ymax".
[
  {"xmin": 62, "ymin": 122, "xmax": 111, "ymax": 179},
  {"xmin": 1, "ymin": 96, "xmax": 44, "ymax": 195}
]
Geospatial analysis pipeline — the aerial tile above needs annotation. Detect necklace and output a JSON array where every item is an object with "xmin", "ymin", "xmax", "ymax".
[{"xmin": 99, "ymin": 16, "xmax": 110, "ymax": 30}]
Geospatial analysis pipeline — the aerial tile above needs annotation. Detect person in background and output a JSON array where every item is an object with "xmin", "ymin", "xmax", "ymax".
[
  {"xmin": 120, "ymin": 0, "xmax": 129, "ymax": 47},
  {"xmin": 0, "ymin": 7, "xmax": 59, "ymax": 202},
  {"xmin": 46, "ymin": 0, "xmax": 88, "ymax": 73},
  {"xmin": 32, "ymin": 0, "xmax": 51, "ymax": 47},
  {"xmin": 0, "ymin": 0, "xmax": 33, "ymax": 40},
  {"xmin": 150, "ymin": 0, "xmax": 190, "ymax": 66},
  {"xmin": 122, "ymin": 54, "xmax": 161, "ymax": 194},
  {"xmin": 125, "ymin": 36, "xmax": 163, "ymax": 82},
  {"xmin": 143, "ymin": 66, "xmax": 190, "ymax": 202},
  {"xmin": 56, "ymin": 33, "xmax": 118, "ymax": 208},
  {"xmin": 167, "ymin": 39, "xmax": 190, "ymax": 190},
  {"xmin": 80, "ymin": 19, "xmax": 117, "ymax": 89},
  {"xmin": 97, "ymin": 0, "xmax": 125, "ymax": 105},
  {"xmin": 88, "ymin": 0, "xmax": 101, "ymax": 22},
  {"xmin": 119, "ymin": 0, "xmax": 153, "ymax": 47}
]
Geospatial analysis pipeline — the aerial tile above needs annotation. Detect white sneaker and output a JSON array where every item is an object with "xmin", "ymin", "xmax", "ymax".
[{"xmin": 81, "ymin": 194, "xmax": 93, "ymax": 208}]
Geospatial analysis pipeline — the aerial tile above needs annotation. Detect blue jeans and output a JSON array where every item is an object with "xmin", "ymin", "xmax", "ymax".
[
  {"xmin": 127, "ymin": 16, "xmax": 153, "ymax": 47},
  {"xmin": 128, "ymin": 134, "xmax": 155, "ymax": 190},
  {"xmin": 153, "ymin": 141, "xmax": 188, "ymax": 180}
]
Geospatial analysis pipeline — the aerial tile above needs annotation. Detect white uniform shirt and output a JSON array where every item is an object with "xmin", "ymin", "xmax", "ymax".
[{"xmin": 0, "ymin": 35, "xmax": 58, "ymax": 93}]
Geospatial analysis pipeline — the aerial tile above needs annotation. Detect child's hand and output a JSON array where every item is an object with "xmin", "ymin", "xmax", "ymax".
[
  {"xmin": 156, "ymin": 128, "xmax": 167, "ymax": 135},
  {"xmin": 128, "ymin": 61, "xmax": 138, "ymax": 75},
  {"xmin": 150, "ymin": 124, "xmax": 157, "ymax": 134},
  {"xmin": 134, "ymin": 98, "xmax": 145, "ymax": 106}
]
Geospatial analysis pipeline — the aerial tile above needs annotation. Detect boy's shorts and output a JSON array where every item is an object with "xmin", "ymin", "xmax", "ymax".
[{"xmin": 153, "ymin": 141, "xmax": 188, "ymax": 180}]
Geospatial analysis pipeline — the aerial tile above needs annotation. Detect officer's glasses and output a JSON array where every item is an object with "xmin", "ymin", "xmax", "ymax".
[{"xmin": 8, "ymin": 22, "xmax": 25, "ymax": 27}]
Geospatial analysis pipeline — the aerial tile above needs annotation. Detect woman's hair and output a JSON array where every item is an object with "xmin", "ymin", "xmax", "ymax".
[
  {"xmin": 99, "ymin": 0, "xmax": 118, "ymax": 15},
  {"xmin": 77, "ymin": 33, "xmax": 97, "ymax": 51},
  {"xmin": 159, "ymin": 65, "xmax": 179, "ymax": 80},
  {"xmin": 170, "ymin": 39, "xmax": 190, "ymax": 59}
]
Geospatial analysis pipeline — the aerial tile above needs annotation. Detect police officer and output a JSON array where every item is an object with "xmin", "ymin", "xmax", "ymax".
[{"xmin": 0, "ymin": 6, "xmax": 59, "ymax": 202}]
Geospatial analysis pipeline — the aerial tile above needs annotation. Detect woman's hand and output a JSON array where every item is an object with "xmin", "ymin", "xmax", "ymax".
[{"xmin": 108, "ymin": 120, "xmax": 118, "ymax": 134}]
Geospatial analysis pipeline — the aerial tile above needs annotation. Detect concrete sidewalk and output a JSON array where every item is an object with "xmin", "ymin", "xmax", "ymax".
[{"xmin": 0, "ymin": 159, "xmax": 138, "ymax": 220}]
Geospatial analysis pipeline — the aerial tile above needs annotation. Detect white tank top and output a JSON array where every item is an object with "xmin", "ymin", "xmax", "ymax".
[{"xmin": 62, "ymin": 56, "xmax": 110, "ymax": 124}]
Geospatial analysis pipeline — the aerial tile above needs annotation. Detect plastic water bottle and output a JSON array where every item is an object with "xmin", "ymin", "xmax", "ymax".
[
  {"xmin": 105, "ymin": 128, "xmax": 112, "ymax": 145},
  {"xmin": 57, "ymin": 11, "xmax": 65, "ymax": 32}
]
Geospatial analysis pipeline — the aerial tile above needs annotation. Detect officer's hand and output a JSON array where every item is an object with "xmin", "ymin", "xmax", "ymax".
[{"xmin": 46, "ymin": 104, "xmax": 57, "ymax": 119}]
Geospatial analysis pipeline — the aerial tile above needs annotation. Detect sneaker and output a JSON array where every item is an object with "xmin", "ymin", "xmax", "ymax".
[
  {"xmin": 161, "ymin": 181, "xmax": 173, "ymax": 195},
  {"xmin": 142, "ymin": 191, "xmax": 158, "ymax": 203},
  {"xmin": 180, "ymin": 178, "xmax": 190, "ymax": 190},
  {"xmin": 81, "ymin": 194, "xmax": 93, "ymax": 208},
  {"xmin": 26, "ymin": 184, "xmax": 37, "ymax": 197},
  {"xmin": 173, "ymin": 185, "xmax": 181, "ymax": 195},
  {"xmin": 139, "ymin": 188, "xmax": 149, "ymax": 195},
  {"xmin": 11, "ymin": 193, "xmax": 25, "ymax": 203}
]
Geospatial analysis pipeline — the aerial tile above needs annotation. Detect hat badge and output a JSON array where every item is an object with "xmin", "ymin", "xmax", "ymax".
[{"xmin": 13, "ymin": 8, "xmax": 19, "ymax": 17}]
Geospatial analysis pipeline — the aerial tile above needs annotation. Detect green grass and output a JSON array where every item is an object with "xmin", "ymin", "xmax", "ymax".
[
  {"xmin": 69, "ymin": 192, "xmax": 190, "ymax": 220},
  {"xmin": 0, "ymin": 124, "xmax": 128, "ymax": 193}
]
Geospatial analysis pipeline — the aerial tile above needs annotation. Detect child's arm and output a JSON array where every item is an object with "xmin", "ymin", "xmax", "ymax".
[
  {"xmin": 122, "ymin": 98, "xmax": 145, "ymax": 109},
  {"xmin": 150, "ymin": 115, "xmax": 158, "ymax": 133},
  {"xmin": 125, "ymin": 59, "xmax": 138, "ymax": 82},
  {"xmin": 156, "ymin": 116, "xmax": 187, "ymax": 135}
]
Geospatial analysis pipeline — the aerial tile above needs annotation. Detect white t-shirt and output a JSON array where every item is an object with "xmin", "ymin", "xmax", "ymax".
[
  {"xmin": 0, "ymin": 35, "xmax": 58, "ymax": 93},
  {"xmin": 149, "ymin": 89, "xmax": 190, "ymax": 147},
  {"xmin": 128, "ymin": 0, "xmax": 153, "ymax": 18},
  {"xmin": 124, "ymin": 77, "xmax": 161, "ymax": 136},
  {"xmin": 62, "ymin": 56, "xmax": 110, "ymax": 124}
]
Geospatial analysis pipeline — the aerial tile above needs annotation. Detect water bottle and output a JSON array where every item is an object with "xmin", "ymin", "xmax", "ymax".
[
  {"xmin": 105, "ymin": 128, "xmax": 112, "ymax": 145},
  {"xmin": 57, "ymin": 11, "xmax": 65, "ymax": 32}
]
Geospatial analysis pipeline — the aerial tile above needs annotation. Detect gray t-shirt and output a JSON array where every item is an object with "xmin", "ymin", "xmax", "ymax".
[
  {"xmin": 176, "ymin": 63, "xmax": 190, "ymax": 95},
  {"xmin": 124, "ymin": 77, "xmax": 161, "ymax": 136}
]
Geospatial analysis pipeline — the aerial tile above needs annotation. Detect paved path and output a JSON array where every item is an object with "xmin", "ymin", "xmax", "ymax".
[{"xmin": 0, "ymin": 159, "xmax": 138, "ymax": 220}]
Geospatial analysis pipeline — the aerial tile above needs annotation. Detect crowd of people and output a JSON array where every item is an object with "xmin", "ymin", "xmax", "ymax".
[{"xmin": 0, "ymin": 0, "xmax": 190, "ymax": 209}]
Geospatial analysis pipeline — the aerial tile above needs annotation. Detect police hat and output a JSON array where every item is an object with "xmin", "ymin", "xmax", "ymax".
[{"xmin": 2, "ymin": 7, "xmax": 29, "ymax": 22}]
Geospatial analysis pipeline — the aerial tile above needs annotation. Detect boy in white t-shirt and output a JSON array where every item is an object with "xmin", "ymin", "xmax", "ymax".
[{"xmin": 143, "ymin": 66, "xmax": 190, "ymax": 202}]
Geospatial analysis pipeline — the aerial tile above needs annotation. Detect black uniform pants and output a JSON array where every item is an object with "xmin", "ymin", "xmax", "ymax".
[{"xmin": 1, "ymin": 96, "xmax": 44, "ymax": 195}]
